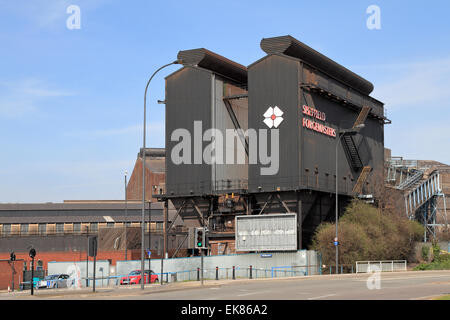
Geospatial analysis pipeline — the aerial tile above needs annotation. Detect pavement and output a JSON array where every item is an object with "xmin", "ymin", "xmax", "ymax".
[{"xmin": 1, "ymin": 270, "xmax": 449, "ymax": 300}]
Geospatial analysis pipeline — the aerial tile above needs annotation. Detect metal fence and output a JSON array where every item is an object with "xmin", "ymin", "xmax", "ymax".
[
  {"xmin": 116, "ymin": 250, "xmax": 320, "ymax": 279},
  {"xmin": 33, "ymin": 250, "xmax": 320, "ymax": 289},
  {"xmin": 153, "ymin": 265, "xmax": 312, "ymax": 283},
  {"xmin": 355, "ymin": 260, "xmax": 407, "ymax": 273}
]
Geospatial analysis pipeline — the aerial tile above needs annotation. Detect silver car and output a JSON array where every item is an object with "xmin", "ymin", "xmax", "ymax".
[{"xmin": 38, "ymin": 274, "xmax": 70, "ymax": 289}]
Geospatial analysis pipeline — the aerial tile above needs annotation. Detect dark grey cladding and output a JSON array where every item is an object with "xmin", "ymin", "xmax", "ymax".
[
  {"xmin": 260, "ymin": 35, "xmax": 374, "ymax": 95},
  {"xmin": 177, "ymin": 48, "xmax": 247, "ymax": 84}
]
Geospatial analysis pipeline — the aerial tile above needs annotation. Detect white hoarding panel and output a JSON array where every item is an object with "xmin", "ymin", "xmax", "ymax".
[{"xmin": 235, "ymin": 213, "xmax": 297, "ymax": 251}]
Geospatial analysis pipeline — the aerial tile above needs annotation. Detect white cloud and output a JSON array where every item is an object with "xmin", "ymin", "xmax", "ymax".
[
  {"xmin": 352, "ymin": 57, "xmax": 450, "ymax": 164},
  {"xmin": 0, "ymin": 0, "xmax": 109, "ymax": 29},
  {"xmin": 0, "ymin": 159, "xmax": 135, "ymax": 202},
  {"xmin": 355, "ymin": 57, "xmax": 450, "ymax": 109},
  {"xmin": 0, "ymin": 78, "xmax": 74, "ymax": 117},
  {"xmin": 386, "ymin": 123, "xmax": 450, "ymax": 165},
  {"xmin": 66, "ymin": 122, "xmax": 165, "ymax": 138}
]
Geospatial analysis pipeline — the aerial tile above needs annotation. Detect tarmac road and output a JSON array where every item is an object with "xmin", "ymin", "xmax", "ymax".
[{"xmin": 1, "ymin": 270, "xmax": 449, "ymax": 300}]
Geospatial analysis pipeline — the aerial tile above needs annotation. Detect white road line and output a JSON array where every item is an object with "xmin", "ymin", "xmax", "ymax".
[
  {"xmin": 410, "ymin": 294, "xmax": 445, "ymax": 300},
  {"xmin": 307, "ymin": 294, "xmax": 336, "ymax": 300},
  {"xmin": 354, "ymin": 275, "xmax": 450, "ymax": 282},
  {"xmin": 236, "ymin": 291, "xmax": 270, "ymax": 297}
]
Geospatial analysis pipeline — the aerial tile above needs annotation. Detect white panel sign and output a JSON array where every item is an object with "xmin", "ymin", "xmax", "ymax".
[{"xmin": 235, "ymin": 213, "xmax": 298, "ymax": 251}]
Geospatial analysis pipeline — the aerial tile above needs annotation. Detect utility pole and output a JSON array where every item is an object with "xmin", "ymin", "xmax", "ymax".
[
  {"xmin": 141, "ymin": 60, "xmax": 182, "ymax": 290},
  {"xmin": 10, "ymin": 251, "xmax": 16, "ymax": 292},
  {"xmin": 86, "ymin": 226, "xmax": 89, "ymax": 287},
  {"xmin": 125, "ymin": 170, "xmax": 128, "ymax": 260},
  {"xmin": 11, "ymin": 260, "xmax": 14, "ymax": 292},
  {"xmin": 148, "ymin": 201, "xmax": 151, "ymax": 283},
  {"xmin": 29, "ymin": 248, "xmax": 36, "ymax": 296},
  {"xmin": 161, "ymin": 199, "xmax": 168, "ymax": 285},
  {"xmin": 335, "ymin": 134, "xmax": 339, "ymax": 274}
]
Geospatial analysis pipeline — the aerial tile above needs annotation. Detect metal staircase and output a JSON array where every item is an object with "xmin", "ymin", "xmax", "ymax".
[
  {"xmin": 353, "ymin": 106, "xmax": 371, "ymax": 128},
  {"xmin": 341, "ymin": 135, "xmax": 363, "ymax": 171},
  {"xmin": 386, "ymin": 157, "xmax": 448, "ymax": 241},
  {"xmin": 405, "ymin": 171, "xmax": 441, "ymax": 218},
  {"xmin": 396, "ymin": 169, "xmax": 423, "ymax": 190},
  {"xmin": 353, "ymin": 166, "xmax": 372, "ymax": 194},
  {"xmin": 404, "ymin": 171, "xmax": 448, "ymax": 241}
]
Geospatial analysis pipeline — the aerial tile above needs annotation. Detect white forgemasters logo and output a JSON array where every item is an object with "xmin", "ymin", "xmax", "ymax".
[{"xmin": 263, "ymin": 106, "xmax": 284, "ymax": 128}]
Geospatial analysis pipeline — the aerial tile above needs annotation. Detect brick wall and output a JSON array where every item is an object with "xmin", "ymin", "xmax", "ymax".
[
  {"xmin": 0, "ymin": 249, "xmax": 140, "ymax": 274},
  {"xmin": 0, "ymin": 260, "xmax": 21, "ymax": 291},
  {"xmin": 126, "ymin": 158, "xmax": 165, "ymax": 202}
]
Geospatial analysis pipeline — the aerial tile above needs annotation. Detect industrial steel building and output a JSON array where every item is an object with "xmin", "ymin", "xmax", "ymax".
[
  {"xmin": 1, "ymin": 36, "xmax": 448, "ymax": 290},
  {"xmin": 159, "ymin": 35, "xmax": 389, "ymax": 254}
]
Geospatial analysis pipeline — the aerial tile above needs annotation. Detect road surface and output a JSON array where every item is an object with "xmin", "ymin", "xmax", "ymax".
[{"xmin": 1, "ymin": 270, "xmax": 449, "ymax": 300}]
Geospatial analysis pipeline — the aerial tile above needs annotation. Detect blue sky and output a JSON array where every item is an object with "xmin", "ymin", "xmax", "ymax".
[{"xmin": 1, "ymin": 0, "xmax": 449, "ymax": 202}]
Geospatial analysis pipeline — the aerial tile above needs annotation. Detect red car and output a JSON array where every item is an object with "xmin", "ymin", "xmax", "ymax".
[{"xmin": 120, "ymin": 270, "xmax": 158, "ymax": 285}]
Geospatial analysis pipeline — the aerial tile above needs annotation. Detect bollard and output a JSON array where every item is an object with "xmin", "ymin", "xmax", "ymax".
[
  {"xmin": 249, "ymin": 265, "xmax": 252, "ymax": 279},
  {"xmin": 197, "ymin": 268, "xmax": 200, "ymax": 281},
  {"xmin": 215, "ymin": 267, "xmax": 218, "ymax": 280},
  {"xmin": 232, "ymin": 266, "xmax": 235, "ymax": 280}
]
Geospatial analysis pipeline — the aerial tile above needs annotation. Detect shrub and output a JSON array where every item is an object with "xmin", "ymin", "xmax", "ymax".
[
  {"xmin": 421, "ymin": 246, "xmax": 429, "ymax": 261},
  {"xmin": 432, "ymin": 242, "xmax": 441, "ymax": 262},
  {"xmin": 311, "ymin": 199, "xmax": 424, "ymax": 265}
]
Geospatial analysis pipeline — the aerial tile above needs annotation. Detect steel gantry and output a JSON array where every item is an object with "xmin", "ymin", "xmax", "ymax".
[{"xmin": 404, "ymin": 171, "xmax": 448, "ymax": 241}]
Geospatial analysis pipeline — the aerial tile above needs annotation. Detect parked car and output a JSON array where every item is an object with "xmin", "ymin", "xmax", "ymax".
[
  {"xmin": 120, "ymin": 270, "xmax": 158, "ymax": 285},
  {"xmin": 38, "ymin": 274, "xmax": 70, "ymax": 289}
]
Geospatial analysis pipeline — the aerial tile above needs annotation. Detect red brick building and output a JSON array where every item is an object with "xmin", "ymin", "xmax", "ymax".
[{"xmin": 126, "ymin": 148, "xmax": 166, "ymax": 202}]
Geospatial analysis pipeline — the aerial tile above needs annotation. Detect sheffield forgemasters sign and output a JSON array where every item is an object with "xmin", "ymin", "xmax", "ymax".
[{"xmin": 235, "ymin": 213, "xmax": 298, "ymax": 251}]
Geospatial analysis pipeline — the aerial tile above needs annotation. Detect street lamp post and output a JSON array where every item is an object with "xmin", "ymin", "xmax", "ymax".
[
  {"xmin": 335, "ymin": 124, "xmax": 364, "ymax": 274},
  {"xmin": 335, "ymin": 135, "xmax": 339, "ymax": 275},
  {"xmin": 141, "ymin": 59, "xmax": 182, "ymax": 290},
  {"xmin": 86, "ymin": 226, "xmax": 89, "ymax": 287},
  {"xmin": 124, "ymin": 170, "xmax": 128, "ymax": 261}
]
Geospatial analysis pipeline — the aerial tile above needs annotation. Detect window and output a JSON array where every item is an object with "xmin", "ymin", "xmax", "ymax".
[
  {"xmin": 36, "ymin": 260, "xmax": 43, "ymax": 270},
  {"xmin": 2, "ymin": 224, "xmax": 11, "ymax": 236},
  {"xmin": 156, "ymin": 222, "xmax": 163, "ymax": 231},
  {"xmin": 73, "ymin": 223, "xmax": 81, "ymax": 232},
  {"xmin": 90, "ymin": 223, "xmax": 98, "ymax": 232},
  {"xmin": 21, "ymin": 224, "xmax": 29, "ymax": 234},
  {"xmin": 56, "ymin": 223, "xmax": 64, "ymax": 233},
  {"xmin": 107, "ymin": 222, "xmax": 114, "ymax": 228},
  {"xmin": 38, "ymin": 223, "xmax": 46, "ymax": 235}
]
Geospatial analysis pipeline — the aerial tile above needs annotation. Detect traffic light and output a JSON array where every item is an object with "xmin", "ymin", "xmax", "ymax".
[
  {"xmin": 88, "ymin": 236, "xmax": 98, "ymax": 257},
  {"xmin": 29, "ymin": 248, "xmax": 36, "ymax": 259},
  {"xmin": 195, "ymin": 227, "xmax": 205, "ymax": 249},
  {"xmin": 10, "ymin": 251, "xmax": 16, "ymax": 261}
]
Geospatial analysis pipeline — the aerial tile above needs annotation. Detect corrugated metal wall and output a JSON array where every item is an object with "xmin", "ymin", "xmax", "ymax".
[
  {"xmin": 213, "ymin": 78, "xmax": 248, "ymax": 192},
  {"xmin": 248, "ymin": 55, "xmax": 301, "ymax": 192},
  {"xmin": 247, "ymin": 53, "xmax": 384, "ymax": 194},
  {"xmin": 165, "ymin": 67, "xmax": 213, "ymax": 196},
  {"xmin": 116, "ymin": 250, "xmax": 319, "ymax": 280}
]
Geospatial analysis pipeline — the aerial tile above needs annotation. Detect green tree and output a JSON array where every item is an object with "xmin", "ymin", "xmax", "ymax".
[{"xmin": 311, "ymin": 199, "xmax": 423, "ymax": 265}]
